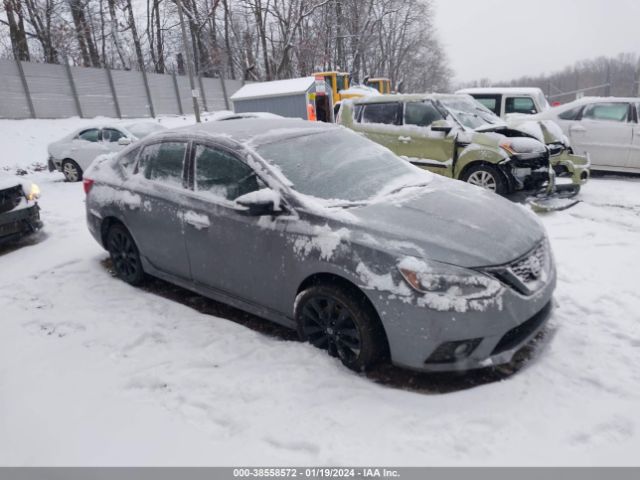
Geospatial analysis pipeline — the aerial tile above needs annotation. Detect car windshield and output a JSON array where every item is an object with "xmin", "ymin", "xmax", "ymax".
[
  {"xmin": 255, "ymin": 129, "xmax": 427, "ymax": 203},
  {"xmin": 439, "ymin": 97, "xmax": 503, "ymax": 130}
]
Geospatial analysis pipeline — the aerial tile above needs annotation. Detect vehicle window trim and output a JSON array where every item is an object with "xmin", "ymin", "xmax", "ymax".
[{"xmin": 134, "ymin": 138, "xmax": 190, "ymax": 189}]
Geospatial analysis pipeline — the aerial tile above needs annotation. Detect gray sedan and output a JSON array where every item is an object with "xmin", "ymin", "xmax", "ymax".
[{"xmin": 84, "ymin": 119, "xmax": 556, "ymax": 373}]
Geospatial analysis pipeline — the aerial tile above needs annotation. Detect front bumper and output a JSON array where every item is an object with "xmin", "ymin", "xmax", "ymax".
[
  {"xmin": 366, "ymin": 262, "xmax": 556, "ymax": 373},
  {"xmin": 0, "ymin": 204, "xmax": 43, "ymax": 245},
  {"xmin": 48, "ymin": 156, "xmax": 62, "ymax": 173},
  {"xmin": 551, "ymin": 151, "xmax": 590, "ymax": 186}
]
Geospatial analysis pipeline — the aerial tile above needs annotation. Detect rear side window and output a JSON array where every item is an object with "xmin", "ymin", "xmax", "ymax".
[
  {"xmin": 472, "ymin": 95, "xmax": 501, "ymax": 115},
  {"xmin": 103, "ymin": 128, "xmax": 126, "ymax": 143},
  {"xmin": 505, "ymin": 97, "xmax": 537, "ymax": 115},
  {"xmin": 582, "ymin": 103, "xmax": 629, "ymax": 122},
  {"xmin": 78, "ymin": 129, "xmax": 100, "ymax": 142},
  {"xmin": 404, "ymin": 101, "xmax": 444, "ymax": 127},
  {"xmin": 194, "ymin": 144, "xmax": 259, "ymax": 201},
  {"xmin": 558, "ymin": 106, "xmax": 584, "ymax": 120},
  {"xmin": 361, "ymin": 103, "xmax": 401, "ymax": 125},
  {"xmin": 138, "ymin": 142, "xmax": 187, "ymax": 186}
]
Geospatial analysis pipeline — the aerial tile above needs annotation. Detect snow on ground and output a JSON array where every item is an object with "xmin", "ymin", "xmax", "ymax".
[{"xmin": 0, "ymin": 118, "xmax": 639, "ymax": 466}]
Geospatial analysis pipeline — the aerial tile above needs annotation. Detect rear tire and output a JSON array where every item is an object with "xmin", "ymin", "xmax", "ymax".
[
  {"xmin": 461, "ymin": 164, "xmax": 507, "ymax": 195},
  {"xmin": 106, "ymin": 224, "xmax": 145, "ymax": 286},
  {"xmin": 62, "ymin": 159, "xmax": 83, "ymax": 182},
  {"xmin": 295, "ymin": 285, "xmax": 386, "ymax": 372}
]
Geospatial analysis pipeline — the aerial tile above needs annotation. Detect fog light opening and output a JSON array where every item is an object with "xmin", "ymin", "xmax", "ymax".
[{"xmin": 425, "ymin": 338, "xmax": 482, "ymax": 364}]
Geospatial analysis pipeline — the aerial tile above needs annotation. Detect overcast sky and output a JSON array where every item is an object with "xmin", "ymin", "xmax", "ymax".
[{"xmin": 433, "ymin": 0, "xmax": 640, "ymax": 84}]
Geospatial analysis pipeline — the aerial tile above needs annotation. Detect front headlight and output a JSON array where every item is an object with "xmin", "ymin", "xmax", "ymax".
[
  {"xmin": 25, "ymin": 183, "xmax": 41, "ymax": 201},
  {"xmin": 398, "ymin": 257, "xmax": 504, "ymax": 312},
  {"xmin": 499, "ymin": 137, "xmax": 546, "ymax": 156}
]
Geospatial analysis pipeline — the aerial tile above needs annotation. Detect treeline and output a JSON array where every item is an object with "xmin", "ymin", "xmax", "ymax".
[
  {"xmin": 463, "ymin": 53, "xmax": 640, "ymax": 103},
  {"xmin": 0, "ymin": 0, "xmax": 452, "ymax": 93}
]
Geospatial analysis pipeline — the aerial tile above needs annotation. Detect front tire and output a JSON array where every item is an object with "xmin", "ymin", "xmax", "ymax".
[
  {"xmin": 461, "ymin": 164, "xmax": 507, "ymax": 195},
  {"xmin": 106, "ymin": 224, "xmax": 145, "ymax": 286},
  {"xmin": 62, "ymin": 159, "xmax": 83, "ymax": 182},
  {"xmin": 296, "ymin": 285, "xmax": 386, "ymax": 372}
]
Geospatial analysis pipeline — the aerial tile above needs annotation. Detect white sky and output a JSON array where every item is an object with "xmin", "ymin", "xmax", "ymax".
[{"xmin": 433, "ymin": 0, "xmax": 640, "ymax": 84}]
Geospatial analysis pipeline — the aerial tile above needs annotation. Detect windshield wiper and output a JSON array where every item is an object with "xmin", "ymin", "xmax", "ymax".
[{"xmin": 387, "ymin": 182, "xmax": 431, "ymax": 195}]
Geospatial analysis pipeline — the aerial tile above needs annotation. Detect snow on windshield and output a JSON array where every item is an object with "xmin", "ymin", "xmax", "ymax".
[
  {"xmin": 440, "ymin": 98, "xmax": 502, "ymax": 130},
  {"xmin": 255, "ymin": 129, "xmax": 431, "ymax": 203}
]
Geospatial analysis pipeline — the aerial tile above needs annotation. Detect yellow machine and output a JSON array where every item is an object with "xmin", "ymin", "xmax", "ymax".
[
  {"xmin": 314, "ymin": 71, "xmax": 366, "ymax": 103},
  {"xmin": 365, "ymin": 77, "xmax": 392, "ymax": 94}
]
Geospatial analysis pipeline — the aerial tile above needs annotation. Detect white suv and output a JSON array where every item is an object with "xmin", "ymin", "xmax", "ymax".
[{"xmin": 456, "ymin": 87, "xmax": 550, "ymax": 120}]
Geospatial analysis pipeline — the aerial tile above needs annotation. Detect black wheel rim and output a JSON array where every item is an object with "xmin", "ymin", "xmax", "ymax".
[
  {"xmin": 301, "ymin": 295, "xmax": 361, "ymax": 363},
  {"xmin": 108, "ymin": 230, "xmax": 140, "ymax": 280}
]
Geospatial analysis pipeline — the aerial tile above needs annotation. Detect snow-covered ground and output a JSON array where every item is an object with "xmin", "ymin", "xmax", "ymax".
[{"xmin": 0, "ymin": 117, "xmax": 639, "ymax": 466}]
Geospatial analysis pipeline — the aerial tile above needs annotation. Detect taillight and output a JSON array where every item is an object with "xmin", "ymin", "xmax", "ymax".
[{"xmin": 83, "ymin": 178, "xmax": 94, "ymax": 194}]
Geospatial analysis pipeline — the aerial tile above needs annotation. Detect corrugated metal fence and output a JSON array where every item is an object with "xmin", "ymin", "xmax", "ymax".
[{"xmin": 0, "ymin": 59, "xmax": 244, "ymax": 119}]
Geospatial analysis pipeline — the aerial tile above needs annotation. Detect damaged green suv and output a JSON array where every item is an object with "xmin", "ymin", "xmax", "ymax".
[{"xmin": 339, "ymin": 94, "xmax": 588, "ymax": 195}]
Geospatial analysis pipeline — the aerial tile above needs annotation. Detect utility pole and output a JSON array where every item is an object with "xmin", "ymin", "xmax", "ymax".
[{"xmin": 175, "ymin": 0, "xmax": 201, "ymax": 122}]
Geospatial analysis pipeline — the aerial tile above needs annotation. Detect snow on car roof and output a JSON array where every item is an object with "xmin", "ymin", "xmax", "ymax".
[
  {"xmin": 555, "ymin": 96, "xmax": 640, "ymax": 107},
  {"xmin": 230, "ymin": 77, "xmax": 316, "ymax": 101},
  {"xmin": 456, "ymin": 87, "xmax": 546, "ymax": 96},
  {"xmin": 166, "ymin": 118, "xmax": 338, "ymax": 146}
]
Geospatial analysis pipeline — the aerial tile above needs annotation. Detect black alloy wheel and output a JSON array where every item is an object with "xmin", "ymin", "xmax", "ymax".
[{"xmin": 106, "ymin": 224, "xmax": 145, "ymax": 285}]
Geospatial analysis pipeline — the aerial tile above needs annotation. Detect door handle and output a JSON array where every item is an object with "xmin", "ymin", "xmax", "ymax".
[
  {"xmin": 570, "ymin": 125, "xmax": 586, "ymax": 133},
  {"xmin": 183, "ymin": 211, "xmax": 210, "ymax": 230},
  {"xmin": 398, "ymin": 136, "xmax": 412, "ymax": 143}
]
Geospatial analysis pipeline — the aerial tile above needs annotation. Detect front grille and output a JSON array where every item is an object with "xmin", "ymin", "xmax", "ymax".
[
  {"xmin": 0, "ymin": 185, "xmax": 23, "ymax": 214},
  {"xmin": 489, "ymin": 240, "xmax": 551, "ymax": 296},
  {"xmin": 492, "ymin": 301, "xmax": 552, "ymax": 355},
  {"xmin": 511, "ymin": 241, "xmax": 547, "ymax": 284}
]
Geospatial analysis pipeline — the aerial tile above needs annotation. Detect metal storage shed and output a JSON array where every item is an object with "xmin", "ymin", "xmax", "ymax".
[{"xmin": 231, "ymin": 76, "xmax": 334, "ymax": 122}]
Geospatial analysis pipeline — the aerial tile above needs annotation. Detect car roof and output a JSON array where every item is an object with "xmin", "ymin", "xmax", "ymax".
[
  {"xmin": 557, "ymin": 96, "xmax": 640, "ymax": 107},
  {"xmin": 158, "ymin": 118, "xmax": 339, "ymax": 146},
  {"xmin": 350, "ymin": 93, "xmax": 473, "ymax": 104},
  {"xmin": 456, "ymin": 87, "xmax": 545, "ymax": 96}
]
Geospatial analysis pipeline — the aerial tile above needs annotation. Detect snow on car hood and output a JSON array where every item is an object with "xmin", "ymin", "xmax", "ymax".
[
  {"xmin": 0, "ymin": 173, "xmax": 27, "ymax": 191},
  {"xmin": 347, "ymin": 177, "xmax": 545, "ymax": 268},
  {"xmin": 475, "ymin": 119, "xmax": 568, "ymax": 146}
]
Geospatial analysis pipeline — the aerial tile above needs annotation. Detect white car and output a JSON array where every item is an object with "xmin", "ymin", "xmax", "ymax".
[
  {"xmin": 456, "ymin": 87, "xmax": 551, "ymax": 119},
  {"xmin": 533, "ymin": 97, "xmax": 640, "ymax": 173},
  {"xmin": 48, "ymin": 122, "xmax": 166, "ymax": 182}
]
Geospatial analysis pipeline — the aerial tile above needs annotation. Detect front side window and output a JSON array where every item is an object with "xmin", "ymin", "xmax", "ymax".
[
  {"xmin": 194, "ymin": 145, "xmax": 259, "ymax": 201},
  {"xmin": 404, "ymin": 101, "xmax": 445, "ymax": 127},
  {"xmin": 78, "ymin": 129, "xmax": 100, "ymax": 142},
  {"xmin": 138, "ymin": 142, "xmax": 186, "ymax": 186},
  {"xmin": 361, "ymin": 103, "xmax": 401, "ymax": 125},
  {"xmin": 582, "ymin": 102, "xmax": 629, "ymax": 122},
  {"xmin": 505, "ymin": 97, "xmax": 537, "ymax": 115},
  {"xmin": 103, "ymin": 128, "xmax": 126, "ymax": 143},
  {"xmin": 558, "ymin": 106, "xmax": 584, "ymax": 121}
]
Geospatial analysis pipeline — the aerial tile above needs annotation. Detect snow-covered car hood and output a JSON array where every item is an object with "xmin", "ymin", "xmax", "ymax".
[
  {"xmin": 0, "ymin": 173, "xmax": 27, "ymax": 192},
  {"xmin": 475, "ymin": 119, "xmax": 568, "ymax": 147},
  {"xmin": 347, "ymin": 177, "xmax": 545, "ymax": 268}
]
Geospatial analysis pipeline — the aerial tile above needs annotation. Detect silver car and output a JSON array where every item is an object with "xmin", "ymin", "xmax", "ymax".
[
  {"xmin": 48, "ymin": 122, "xmax": 167, "ymax": 182},
  {"xmin": 84, "ymin": 119, "xmax": 556, "ymax": 373}
]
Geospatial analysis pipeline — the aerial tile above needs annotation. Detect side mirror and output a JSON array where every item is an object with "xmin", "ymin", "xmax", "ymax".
[
  {"xmin": 235, "ymin": 188, "xmax": 283, "ymax": 216},
  {"xmin": 118, "ymin": 137, "xmax": 132, "ymax": 146},
  {"xmin": 431, "ymin": 120, "xmax": 454, "ymax": 135}
]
